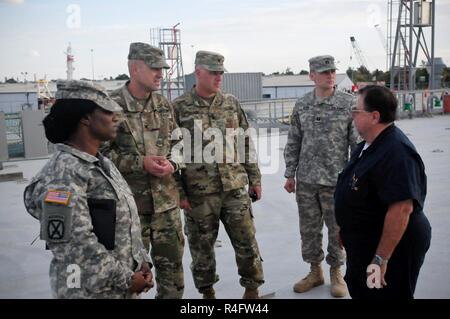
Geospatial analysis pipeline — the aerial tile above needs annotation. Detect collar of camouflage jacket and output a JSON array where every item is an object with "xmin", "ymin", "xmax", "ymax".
[
  {"xmin": 311, "ymin": 88, "xmax": 337, "ymax": 106},
  {"xmin": 56, "ymin": 143, "xmax": 100, "ymax": 164},
  {"xmin": 190, "ymin": 86, "xmax": 225, "ymax": 108},
  {"xmin": 120, "ymin": 83, "xmax": 158, "ymax": 113}
]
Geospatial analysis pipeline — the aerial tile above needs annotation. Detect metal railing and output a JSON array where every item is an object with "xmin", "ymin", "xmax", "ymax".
[
  {"xmin": 241, "ymin": 98, "xmax": 296, "ymax": 128},
  {"xmin": 241, "ymin": 89, "xmax": 449, "ymax": 128}
]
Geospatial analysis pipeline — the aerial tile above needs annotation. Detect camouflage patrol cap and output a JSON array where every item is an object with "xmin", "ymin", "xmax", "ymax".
[
  {"xmin": 309, "ymin": 55, "xmax": 337, "ymax": 73},
  {"xmin": 128, "ymin": 42, "xmax": 169, "ymax": 69},
  {"xmin": 195, "ymin": 50, "xmax": 227, "ymax": 72},
  {"xmin": 55, "ymin": 80, "xmax": 122, "ymax": 112}
]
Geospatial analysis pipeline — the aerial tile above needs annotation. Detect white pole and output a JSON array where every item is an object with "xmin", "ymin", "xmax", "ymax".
[{"xmin": 91, "ymin": 49, "xmax": 95, "ymax": 81}]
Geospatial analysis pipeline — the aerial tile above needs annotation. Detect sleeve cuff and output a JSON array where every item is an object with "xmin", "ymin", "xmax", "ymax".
[
  {"xmin": 120, "ymin": 268, "xmax": 135, "ymax": 292},
  {"xmin": 249, "ymin": 180, "xmax": 261, "ymax": 187},
  {"xmin": 284, "ymin": 169, "xmax": 296, "ymax": 178}
]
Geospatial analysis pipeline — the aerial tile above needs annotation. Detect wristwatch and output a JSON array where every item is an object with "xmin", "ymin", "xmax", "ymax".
[
  {"xmin": 168, "ymin": 160, "xmax": 179, "ymax": 172},
  {"xmin": 373, "ymin": 254, "xmax": 389, "ymax": 266}
]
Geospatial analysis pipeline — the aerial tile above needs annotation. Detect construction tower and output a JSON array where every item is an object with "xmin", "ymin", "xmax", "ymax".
[
  {"xmin": 150, "ymin": 24, "xmax": 185, "ymax": 100},
  {"xmin": 388, "ymin": 0, "xmax": 436, "ymax": 90}
]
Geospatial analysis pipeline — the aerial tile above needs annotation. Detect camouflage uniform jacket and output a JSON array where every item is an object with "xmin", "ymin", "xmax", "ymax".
[
  {"xmin": 284, "ymin": 89, "xmax": 358, "ymax": 186},
  {"xmin": 101, "ymin": 83, "xmax": 183, "ymax": 214},
  {"xmin": 23, "ymin": 144, "xmax": 149, "ymax": 298},
  {"xmin": 173, "ymin": 88, "xmax": 261, "ymax": 198}
]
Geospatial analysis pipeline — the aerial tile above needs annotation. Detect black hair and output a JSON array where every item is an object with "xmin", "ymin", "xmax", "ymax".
[
  {"xmin": 358, "ymin": 85, "xmax": 397, "ymax": 123},
  {"xmin": 43, "ymin": 99, "xmax": 98, "ymax": 143}
]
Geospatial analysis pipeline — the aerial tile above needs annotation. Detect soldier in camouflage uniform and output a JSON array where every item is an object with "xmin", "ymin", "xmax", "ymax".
[
  {"xmin": 172, "ymin": 51, "xmax": 264, "ymax": 299},
  {"xmin": 283, "ymin": 55, "xmax": 358, "ymax": 298},
  {"xmin": 24, "ymin": 80, "xmax": 153, "ymax": 298},
  {"xmin": 100, "ymin": 43, "xmax": 184, "ymax": 299}
]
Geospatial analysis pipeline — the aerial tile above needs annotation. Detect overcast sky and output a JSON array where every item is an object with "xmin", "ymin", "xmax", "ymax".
[{"xmin": 1, "ymin": 0, "xmax": 449, "ymax": 81}]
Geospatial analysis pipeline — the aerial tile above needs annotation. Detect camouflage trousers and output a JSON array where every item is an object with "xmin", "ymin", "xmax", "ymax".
[
  {"xmin": 139, "ymin": 207, "xmax": 184, "ymax": 299},
  {"xmin": 184, "ymin": 188, "xmax": 264, "ymax": 292},
  {"xmin": 295, "ymin": 182, "xmax": 345, "ymax": 267}
]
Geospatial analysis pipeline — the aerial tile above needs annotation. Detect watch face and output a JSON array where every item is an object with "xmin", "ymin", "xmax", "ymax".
[
  {"xmin": 374, "ymin": 256, "xmax": 383, "ymax": 266},
  {"xmin": 374, "ymin": 255, "xmax": 386, "ymax": 266}
]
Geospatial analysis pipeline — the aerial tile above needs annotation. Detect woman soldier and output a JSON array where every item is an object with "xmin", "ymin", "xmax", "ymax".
[{"xmin": 24, "ymin": 80, "xmax": 153, "ymax": 298}]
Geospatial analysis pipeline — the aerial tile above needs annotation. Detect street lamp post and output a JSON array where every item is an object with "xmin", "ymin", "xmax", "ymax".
[
  {"xmin": 91, "ymin": 49, "xmax": 95, "ymax": 81},
  {"xmin": 191, "ymin": 45, "xmax": 195, "ymax": 73}
]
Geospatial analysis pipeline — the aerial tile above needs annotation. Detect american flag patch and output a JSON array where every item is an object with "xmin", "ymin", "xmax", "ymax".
[{"xmin": 44, "ymin": 190, "xmax": 71, "ymax": 205}]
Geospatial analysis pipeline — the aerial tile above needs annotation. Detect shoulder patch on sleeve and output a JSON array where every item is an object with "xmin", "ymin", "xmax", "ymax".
[
  {"xmin": 44, "ymin": 190, "xmax": 71, "ymax": 206},
  {"xmin": 41, "ymin": 191, "xmax": 73, "ymax": 243}
]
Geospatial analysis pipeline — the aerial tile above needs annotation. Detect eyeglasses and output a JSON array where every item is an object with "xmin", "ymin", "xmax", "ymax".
[
  {"xmin": 208, "ymin": 70, "xmax": 224, "ymax": 76},
  {"xmin": 351, "ymin": 105, "xmax": 371, "ymax": 114}
]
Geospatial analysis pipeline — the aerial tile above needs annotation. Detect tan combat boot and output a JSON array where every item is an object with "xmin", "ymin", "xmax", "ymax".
[
  {"xmin": 293, "ymin": 263, "xmax": 325, "ymax": 293},
  {"xmin": 201, "ymin": 286, "xmax": 216, "ymax": 299},
  {"xmin": 330, "ymin": 266, "xmax": 347, "ymax": 298},
  {"xmin": 243, "ymin": 288, "xmax": 259, "ymax": 299}
]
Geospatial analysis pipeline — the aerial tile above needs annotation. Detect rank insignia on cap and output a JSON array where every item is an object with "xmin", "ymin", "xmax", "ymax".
[{"xmin": 44, "ymin": 190, "xmax": 71, "ymax": 206}]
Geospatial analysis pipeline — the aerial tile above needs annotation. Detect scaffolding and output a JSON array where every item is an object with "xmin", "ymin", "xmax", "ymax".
[
  {"xmin": 150, "ymin": 24, "xmax": 185, "ymax": 100},
  {"xmin": 36, "ymin": 78, "xmax": 53, "ymax": 101},
  {"xmin": 33, "ymin": 74, "xmax": 54, "ymax": 111},
  {"xmin": 387, "ymin": 1, "xmax": 396, "ymax": 76},
  {"xmin": 388, "ymin": 0, "xmax": 435, "ymax": 90}
]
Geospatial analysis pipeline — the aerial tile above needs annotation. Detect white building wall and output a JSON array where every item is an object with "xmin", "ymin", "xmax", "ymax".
[
  {"xmin": 0, "ymin": 93, "xmax": 38, "ymax": 113},
  {"xmin": 262, "ymin": 74, "xmax": 354, "ymax": 99},
  {"xmin": 262, "ymin": 86, "xmax": 314, "ymax": 99},
  {"xmin": 262, "ymin": 87, "xmax": 276, "ymax": 99},
  {"xmin": 184, "ymin": 73, "xmax": 262, "ymax": 101}
]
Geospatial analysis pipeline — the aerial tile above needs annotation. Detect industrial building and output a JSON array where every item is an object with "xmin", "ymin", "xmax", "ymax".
[
  {"xmin": 0, "ymin": 80, "xmax": 127, "ymax": 114},
  {"xmin": 184, "ymin": 72, "xmax": 263, "ymax": 101},
  {"xmin": 0, "ymin": 83, "xmax": 39, "ymax": 113},
  {"xmin": 262, "ymin": 74, "xmax": 354, "ymax": 99}
]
